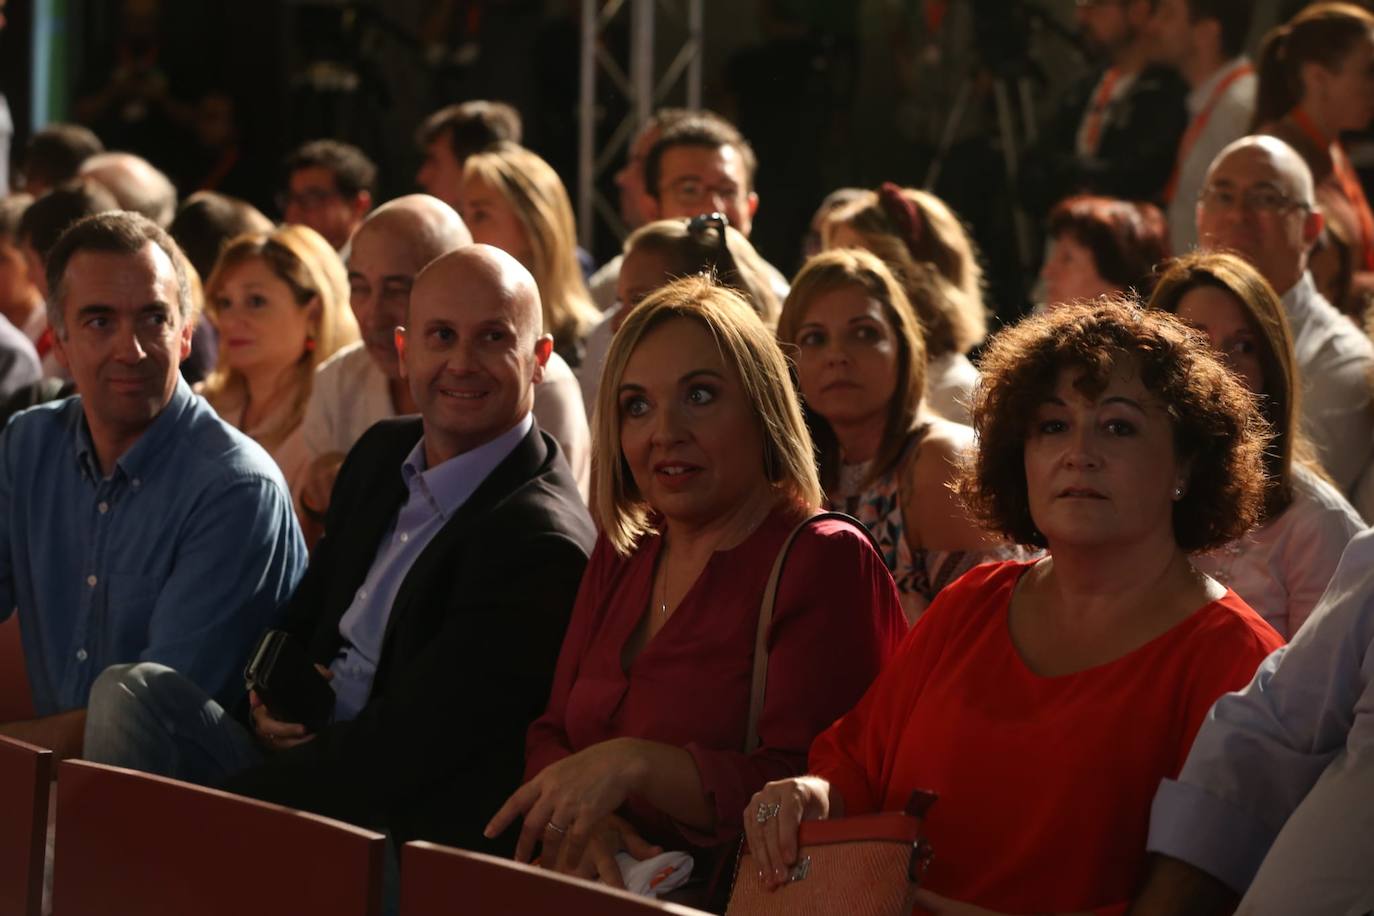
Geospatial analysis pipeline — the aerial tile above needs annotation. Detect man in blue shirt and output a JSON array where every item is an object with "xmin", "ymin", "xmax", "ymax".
[
  {"xmin": 0, "ymin": 211, "xmax": 306, "ymax": 759},
  {"xmin": 1133, "ymin": 528, "xmax": 1374, "ymax": 913}
]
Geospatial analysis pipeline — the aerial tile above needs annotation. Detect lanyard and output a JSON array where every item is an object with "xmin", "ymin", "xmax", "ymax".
[
  {"xmin": 1080, "ymin": 67, "xmax": 1123, "ymax": 156},
  {"xmin": 923, "ymin": 0, "xmax": 948, "ymax": 34},
  {"xmin": 1292, "ymin": 108, "xmax": 1374, "ymax": 271},
  {"xmin": 1164, "ymin": 62, "xmax": 1255, "ymax": 203}
]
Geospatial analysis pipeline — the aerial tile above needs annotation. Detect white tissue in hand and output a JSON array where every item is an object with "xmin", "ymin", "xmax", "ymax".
[{"xmin": 615, "ymin": 850, "xmax": 694, "ymax": 897}]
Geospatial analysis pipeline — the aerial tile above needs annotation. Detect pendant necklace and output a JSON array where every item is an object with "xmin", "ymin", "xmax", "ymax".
[{"xmin": 659, "ymin": 540, "xmax": 670, "ymax": 616}]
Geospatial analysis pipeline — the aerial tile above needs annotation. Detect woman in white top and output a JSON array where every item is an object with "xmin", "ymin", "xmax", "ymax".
[
  {"xmin": 1152, "ymin": 250, "xmax": 1365, "ymax": 638},
  {"xmin": 822, "ymin": 183, "xmax": 987, "ymax": 424},
  {"xmin": 200, "ymin": 225, "xmax": 358, "ymax": 510}
]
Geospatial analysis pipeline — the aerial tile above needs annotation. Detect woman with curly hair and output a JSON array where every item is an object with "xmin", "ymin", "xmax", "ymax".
[
  {"xmin": 743, "ymin": 300, "xmax": 1284, "ymax": 914},
  {"xmin": 1152, "ymin": 251, "xmax": 1364, "ymax": 637}
]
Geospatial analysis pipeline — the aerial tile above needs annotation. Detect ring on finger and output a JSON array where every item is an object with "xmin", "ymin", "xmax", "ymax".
[
  {"xmin": 755, "ymin": 801, "xmax": 782, "ymax": 824},
  {"xmin": 546, "ymin": 819, "xmax": 568, "ymax": 835}
]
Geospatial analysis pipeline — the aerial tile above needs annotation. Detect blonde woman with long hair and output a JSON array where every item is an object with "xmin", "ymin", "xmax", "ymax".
[
  {"xmin": 200, "ymin": 224, "xmax": 358, "ymax": 507},
  {"xmin": 459, "ymin": 142, "xmax": 600, "ymax": 365}
]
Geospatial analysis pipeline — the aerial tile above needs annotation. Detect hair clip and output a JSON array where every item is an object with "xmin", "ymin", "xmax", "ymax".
[{"xmin": 877, "ymin": 182, "xmax": 923, "ymax": 258}]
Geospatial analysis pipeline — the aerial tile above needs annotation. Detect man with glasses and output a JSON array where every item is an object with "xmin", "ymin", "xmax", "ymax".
[
  {"xmin": 279, "ymin": 140, "xmax": 376, "ymax": 252},
  {"xmin": 639, "ymin": 112, "xmax": 791, "ymax": 302},
  {"xmin": 1196, "ymin": 134, "xmax": 1374, "ymax": 504}
]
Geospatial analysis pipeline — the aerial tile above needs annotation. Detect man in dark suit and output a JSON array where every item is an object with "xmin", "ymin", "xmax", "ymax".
[{"xmin": 84, "ymin": 244, "xmax": 596, "ymax": 856}]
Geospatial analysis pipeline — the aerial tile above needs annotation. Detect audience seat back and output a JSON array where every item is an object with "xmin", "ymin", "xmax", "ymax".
[
  {"xmin": 399, "ymin": 841, "xmax": 711, "ymax": 915},
  {"xmin": 0, "ymin": 616, "xmax": 35, "ymax": 723},
  {"xmin": 52, "ymin": 760, "xmax": 386, "ymax": 916},
  {"xmin": 0, "ymin": 735, "xmax": 52, "ymax": 916}
]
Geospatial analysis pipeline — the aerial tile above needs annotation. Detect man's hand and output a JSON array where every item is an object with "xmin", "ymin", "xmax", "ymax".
[{"xmin": 248, "ymin": 665, "xmax": 333, "ymax": 750}]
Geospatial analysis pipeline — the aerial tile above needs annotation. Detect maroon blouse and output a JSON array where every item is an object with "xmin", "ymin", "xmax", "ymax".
[{"xmin": 525, "ymin": 508, "xmax": 908, "ymax": 849}]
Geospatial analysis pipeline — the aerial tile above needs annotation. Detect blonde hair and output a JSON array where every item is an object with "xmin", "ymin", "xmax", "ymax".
[
  {"xmin": 778, "ymin": 249, "xmax": 928, "ymax": 493},
  {"xmin": 593, "ymin": 275, "xmax": 822, "ymax": 554},
  {"xmin": 201, "ymin": 224, "xmax": 358, "ymax": 448},
  {"xmin": 824, "ymin": 186, "xmax": 987, "ymax": 357},
  {"xmin": 461, "ymin": 143, "xmax": 599, "ymax": 356},
  {"xmin": 621, "ymin": 217, "xmax": 780, "ymax": 326}
]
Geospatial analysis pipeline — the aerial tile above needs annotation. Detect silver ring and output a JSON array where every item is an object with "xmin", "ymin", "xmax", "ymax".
[
  {"xmin": 755, "ymin": 801, "xmax": 781, "ymax": 824},
  {"xmin": 545, "ymin": 819, "xmax": 568, "ymax": 835}
]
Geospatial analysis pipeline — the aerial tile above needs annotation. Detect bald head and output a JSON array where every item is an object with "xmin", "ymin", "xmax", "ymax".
[
  {"xmin": 79, "ymin": 152, "xmax": 178, "ymax": 228},
  {"xmin": 412, "ymin": 244, "xmax": 543, "ymax": 341},
  {"xmin": 399, "ymin": 244, "xmax": 551, "ymax": 464},
  {"xmin": 1196, "ymin": 135, "xmax": 1324, "ymax": 296},
  {"xmin": 352, "ymin": 193, "xmax": 472, "ymax": 270}
]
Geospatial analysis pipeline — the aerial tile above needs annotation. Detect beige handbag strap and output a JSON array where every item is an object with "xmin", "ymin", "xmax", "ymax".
[{"xmin": 744, "ymin": 511, "xmax": 876, "ymax": 752}]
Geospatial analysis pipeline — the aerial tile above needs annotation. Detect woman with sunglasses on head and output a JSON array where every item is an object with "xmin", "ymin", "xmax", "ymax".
[
  {"xmin": 1152, "ymin": 251, "xmax": 1364, "ymax": 637},
  {"xmin": 1254, "ymin": 2, "xmax": 1374, "ymax": 315},
  {"xmin": 577, "ymin": 213, "xmax": 779, "ymax": 412},
  {"xmin": 823, "ymin": 183, "xmax": 988, "ymax": 425},
  {"xmin": 778, "ymin": 248, "xmax": 1029, "ymax": 624}
]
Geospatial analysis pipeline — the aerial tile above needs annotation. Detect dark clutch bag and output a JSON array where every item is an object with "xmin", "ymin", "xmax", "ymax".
[{"xmin": 243, "ymin": 629, "xmax": 336, "ymax": 733}]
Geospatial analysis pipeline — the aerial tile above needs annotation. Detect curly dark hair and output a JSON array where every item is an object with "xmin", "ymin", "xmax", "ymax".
[{"xmin": 957, "ymin": 299, "xmax": 1269, "ymax": 553}]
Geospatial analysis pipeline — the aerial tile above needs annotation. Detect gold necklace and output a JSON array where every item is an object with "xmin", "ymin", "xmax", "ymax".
[{"xmin": 658, "ymin": 538, "xmax": 670, "ymax": 616}]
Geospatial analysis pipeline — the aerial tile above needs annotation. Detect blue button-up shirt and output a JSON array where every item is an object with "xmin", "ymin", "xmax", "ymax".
[
  {"xmin": 1147, "ymin": 528, "xmax": 1374, "ymax": 892},
  {"xmin": 0, "ymin": 379, "xmax": 307, "ymax": 715},
  {"xmin": 328, "ymin": 413, "xmax": 533, "ymax": 721}
]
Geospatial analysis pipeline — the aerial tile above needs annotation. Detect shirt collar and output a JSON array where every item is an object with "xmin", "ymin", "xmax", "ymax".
[
  {"xmin": 72, "ymin": 376, "xmax": 195, "ymax": 482},
  {"xmin": 1188, "ymin": 56, "xmax": 1250, "ymax": 114},
  {"xmin": 399, "ymin": 412, "xmax": 534, "ymax": 520}
]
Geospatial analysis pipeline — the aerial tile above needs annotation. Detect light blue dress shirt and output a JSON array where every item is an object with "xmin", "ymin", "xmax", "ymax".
[
  {"xmin": 1147, "ymin": 527, "xmax": 1374, "ymax": 892},
  {"xmin": 328, "ymin": 413, "xmax": 533, "ymax": 721},
  {"xmin": 0, "ymin": 379, "xmax": 307, "ymax": 714}
]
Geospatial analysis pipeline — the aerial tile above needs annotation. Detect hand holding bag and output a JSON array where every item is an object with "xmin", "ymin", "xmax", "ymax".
[{"xmin": 725, "ymin": 512, "xmax": 937, "ymax": 915}]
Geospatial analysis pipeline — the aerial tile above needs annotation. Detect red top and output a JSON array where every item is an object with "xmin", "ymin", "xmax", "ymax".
[
  {"xmin": 809, "ymin": 560, "xmax": 1284, "ymax": 914},
  {"xmin": 526, "ymin": 509, "xmax": 908, "ymax": 850}
]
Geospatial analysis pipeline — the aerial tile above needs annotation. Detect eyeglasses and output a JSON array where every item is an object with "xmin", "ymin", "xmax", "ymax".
[
  {"xmin": 1197, "ymin": 184, "xmax": 1311, "ymax": 215},
  {"xmin": 276, "ymin": 188, "xmax": 342, "ymax": 212},
  {"xmin": 664, "ymin": 177, "xmax": 742, "ymax": 210}
]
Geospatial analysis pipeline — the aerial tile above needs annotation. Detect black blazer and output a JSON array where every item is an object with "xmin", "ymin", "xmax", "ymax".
[
  {"xmin": 224, "ymin": 417, "xmax": 596, "ymax": 853},
  {"xmin": 1023, "ymin": 64, "xmax": 1189, "ymax": 215}
]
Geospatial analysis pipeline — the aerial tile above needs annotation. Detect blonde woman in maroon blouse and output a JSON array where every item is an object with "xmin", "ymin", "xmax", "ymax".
[{"xmin": 485, "ymin": 276, "xmax": 906, "ymax": 902}]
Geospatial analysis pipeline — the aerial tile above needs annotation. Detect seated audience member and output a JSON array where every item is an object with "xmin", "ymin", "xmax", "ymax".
[
  {"xmin": 458, "ymin": 143, "xmax": 600, "ymax": 366},
  {"xmin": 1021, "ymin": 0, "xmax": 1187, "ymax": 214},
  {"xmin": 824, "ymin": 183, "xmax": 987, "ymax": 424},
  {"xmin": 1042, "ymin": 195, "xmax": 1169, "ymax": 309},
  {"xmin": 743, "ymin": 300, "xmax": 1283, "ymax": 913},
  {"xmin": 1146, "ymin": 0, "xmax": 1257, "ymax": 252},
  {"xmin": 0, "ymin": 195, "xmax": 43, "ymax": 397},
  {"xmin": 1134, "ymin": 528, "xmax": 1374, "ymax": 915},
  {"xmin": 1197, "ymin": 135, "xmax": 1374, "ymax": 507},
  {"xmin": 300, "ymin": 195, "xmax": 590, "ymax": 529},
  {"xmin": 1153, "ymin": 251, "xmax": 1364, "ymax": 637},
  {"xmin": 20, "ymin": 122, "xmax": 104, "ymax": 197},
  {"xmin": 16, "ymin": 180, "xmax": 120, "ymax": 349},
  {"xmin": 79, "ymin": 151, "xmax": 178, "ymax": 228},
  {"xmin": 84, "ymin": 245, "xmax": 595, "ymax": 857},
  {"xmin": 587, "ymin": 108, "xmax": 692, "ymax": 310},
  {"xmin": 199, "ymin": 225, "xmax": 359, "ymax": 503},
  {"xmin": 487, "ymin": 277, "xmax": 907, "ymax": 903},
  {"xmin": 778, "ymin": 249, "xmax": 1031, "ymax": 624},
  {"xmin": 169, "ymin": 191, "xmax": 275, "ymax": 384},
  {"xmin": 415, "ymin": 99, "xmax": 522, "ymax": 211},
  {"xmin": 802, "ymin": 187, "xmax": 866, "ymax": 262},
  {"xmin": 639, "ymin": 111, "xmax": 792, "ymax": 301},
  {"xmin": 0, "ymin": 211, "xmax": 306, "ymax": 760},
  {"xmin": 279, "ymin": 139, "xmax": 376, "ymax": 252},
  {"xmin": 1253, "ymin": 3, "xmax": 1374, "ymax": 316},
  {"xmin": 579, "ymin": 213, "xmax": 779, "ymax": 410}
]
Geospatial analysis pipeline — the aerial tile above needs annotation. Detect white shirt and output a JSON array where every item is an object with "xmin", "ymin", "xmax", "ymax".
[
  {"xmin": 1194, "ymin": 463, "xmax": 1365, "ymax": 639},
  {"xmin": 1169, "ymin": 57, "xmax": 1257, "ymax": 253},
  {"xmin": 576, "ymin": 306, "xmax": 619, "ymax": 419},
  {"xmin": 925, "ymin": 351, "xmax": 979, "ymax": 426},
  {"xmin": 301, "ymin": 340, "xmax": 592, "ymax": 500},
  {"xmin": 1282, "ymin": 272, "xmax": 1374, "ymax": 500}
]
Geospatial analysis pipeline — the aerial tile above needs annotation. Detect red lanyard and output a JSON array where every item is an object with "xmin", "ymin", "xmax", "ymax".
[
  {"xmin": 923, "ymin": 0, "xmax": 948, "ymax": 35},
  {"xmin": 1164, "ymin": 62, "xmax": 1255, "ymax": 203},
  {"xmin": 1081, "ymin": 68, "xmax": 1123, "ymax": 156},
  {"xmin": 1292, "ymin": 108, "xmax": 1374, "ymax": 271}
]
